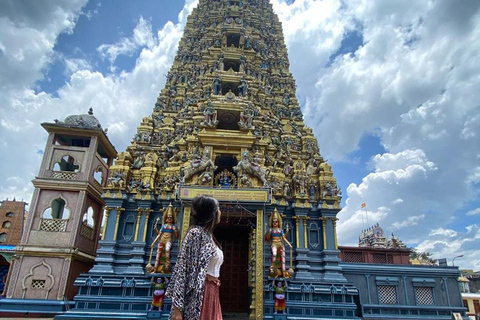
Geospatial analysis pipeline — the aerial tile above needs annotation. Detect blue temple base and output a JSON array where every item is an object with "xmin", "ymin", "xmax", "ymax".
[{"xmin": 0, "ymin": 298, "xmax": 74, "ymax": 315}]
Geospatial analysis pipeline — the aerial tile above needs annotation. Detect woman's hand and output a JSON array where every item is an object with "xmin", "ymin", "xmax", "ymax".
[
  {"xmin": 206, "ymin": 274, "xmax": 221, "ymax": 286},
  {"xmin": 172, "ymin": 306, "xmax": 182, "ymax": 320}
]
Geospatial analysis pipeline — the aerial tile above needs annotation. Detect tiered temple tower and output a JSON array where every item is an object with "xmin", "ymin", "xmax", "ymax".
[{"xmin": 63, "ymin": 0, "xmax": 357, "ymax": 319}]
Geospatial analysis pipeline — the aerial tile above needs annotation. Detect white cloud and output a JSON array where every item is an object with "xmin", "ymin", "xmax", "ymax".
[
  {"xmin": 429, "ymin": 228, "xmax": 458, "ymax": 238},
  {"xmin": 417, "ymin": 224, "xmax": 480, "ymax": 270},
  {"xmin": 338, "ymin": 148, "xmax": 444, "ymax": 245},
  {"xmin": 64, "ymin": 58, "xmax": 93, "ymax": 76},
  {"xmin": 0, "ymin": 0, "xmax": 196, "ymax": 203},
  {"xmin": 392, "ymin": 214, "xmax": 425, "ymax": 229},
  {"xmin": 466, "ymin": 208, "xmax": 480, "ymax": 216},
  {"xmin": 268, "ymin": 0, "xmax": 480, "ymax": 269},
  {"xmin": 97, "ymin": 16, "xmax": 155, "ymax": 65}
]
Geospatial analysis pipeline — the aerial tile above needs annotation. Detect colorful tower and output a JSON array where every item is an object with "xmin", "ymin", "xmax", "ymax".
[
  {"xmin": 2, "ymin": 109, "xmax": 116, "ymax": 313},
  {"xmin": 63, "ymin": 1, "xmax": 357, "ymax": 319}
]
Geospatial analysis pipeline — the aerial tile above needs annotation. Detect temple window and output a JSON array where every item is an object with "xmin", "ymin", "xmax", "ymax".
[
  {"xmin": 2, "ymin": 221, "xmax": 11, "ymax": 229},
  {"xmin": 217, "ymin": 110, "xmax": 240, "ymax": 130},
  {"xmin": 308, "ymin": 222, "xmax": 320, "ymax": 249},
  {"xmin": 5, "ymin": 212, "xmax": 14, "ymax": 217},
  {"xmin": 377, "ymin": 285, "xmax": 398, "ymax": 304},
  {"xmin": 122, "ymin": 215, "xmax": 136, "ymax": 242},
  {"xmin": 53, "ymin": 155, "xmax": 79, "ymax": 172},
  {"xmin": 81, "ymin": 207, "xmax": 95, "ymax": 239},
  {"xmin": 227, "ymin": 34, "xmax": 240, "ymax": 47},
  {"xmin": 222, "ymin": 82, "xmax": 239, "ymax": 95},
  {"xmin": 43, "ymin": 197, "xmax": 70, "ymax": 220},
  {"xmin": 93, "ymin": 167, "xmax": 104, "ymax": 185},
  {"xmin": 0, "ymin": 233, "xmax": 6, "ymax": 243},
  {"xmin": 224, "ymin": 59, "xmax": 240, "ymax": 72},
  {"xmin": 83, "ymin": 207, "xmax": 95, "ymax": 228},
  {"xmin": 40, "ymin": 197, "xmax": 70, "ymax": 232},
  {"xmin": 414, "ymin": 286, "xmax": 434, "ymax": 305}
]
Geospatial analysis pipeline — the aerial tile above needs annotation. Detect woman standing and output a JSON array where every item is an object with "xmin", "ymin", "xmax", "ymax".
[{"xmin": 166, "ymin": 195, "xmax": 224, "ymax": 320}]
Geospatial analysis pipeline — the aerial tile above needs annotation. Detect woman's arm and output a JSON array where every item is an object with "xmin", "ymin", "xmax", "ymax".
[{"xmin": 165, "ymin": 228, "xmax": 198, "ymax": 315}]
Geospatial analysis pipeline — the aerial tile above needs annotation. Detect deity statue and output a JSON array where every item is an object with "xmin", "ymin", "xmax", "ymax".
[
  {"xmin": 203, "ymin": 99, "xmax": 218, "ymax": 127},
  {"xmin": 182, "ymin": 146, "xmax": 217, "ymax": 183},
  {"xmin": 237, "ymin": 78, "xmax": 248, "ymax": 97},
  {"xmin": 273, "ymin": 280, "xmax": 288, "ymax": 315},
  {"xmin": 213, "ymin": 75, "xmax": 222, "ymax": 95},
  {"xmin": 238, "ymin": 103, "xmax": 255, "ymax": 130},
  {"xmin": 233, "ymin": 150, "xmax": 268, "ymax": 187},
  {"xmin": 107, "ymin": 172, "xmax": 125, "ymax": 189},
  {"xmin": 147, "ymin": 204, "xmax": 179, "ymax": 274},
  {"xmin": 131, "ymin": 151, "xmax": 145, "ymax": 169},
  {"xmin": 265, "ymin": 209, "xmax": 293, "ymax": 278},
  {"xmin": 282, "ymin": 90, "xmax": 290, "ymax": 106},
  {"xmin": 150, "ymin": 277, "xmax": 168, "ymax": 311},
  {"xmin": 218, "ymin": 52, "xmax": 225, "ymax": 71}
]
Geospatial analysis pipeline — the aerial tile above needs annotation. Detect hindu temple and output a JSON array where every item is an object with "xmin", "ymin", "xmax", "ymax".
[{"xmin": 0, "ymin": 0, "xmax": 467, "ymax": 319}]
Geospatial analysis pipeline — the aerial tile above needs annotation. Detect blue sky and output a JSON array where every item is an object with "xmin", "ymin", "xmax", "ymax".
[{"xmin": 0, "ymin": 0, "xmax": 479, "ymax": 270}]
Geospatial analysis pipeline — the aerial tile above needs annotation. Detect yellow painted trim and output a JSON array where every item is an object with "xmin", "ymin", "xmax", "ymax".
[
  {"xmin": 181, "ymin": 206, "xmax": 191, "ymax": 243},
  {"xmin": 142, "ymin": 209, "xmax": 153, "ymax": 243},
  {"xmin": 255, "ymin": 209, "xmax": 264, "ymax": 320},
  {"xmin": 333, "ymin": 218, "xmax": 338, "ymax": 249},
  {"xmin": 134, "ymin": 208, "xmax": 143, "ymax": 241},
  {"xmin": 303, "ymin": 217, "xmax": 310, "ymax": 249},
  {"xmin": 321, "ymin": 218, "xmax": 327, "ymax": 250},
  {"xmin": 294, "ymin": 216, "xmax": 300, "ymax": 248},
  {"xmin": 255, "ymin": 210, "xmax": 263, "ymax": 320},
  {"xmin": 101, "ymin": 208, "xmax": 111, "ymax": 241},
  {"xmin": 113, "ymin": 207, "xmax": 124, "ymax": 241}
]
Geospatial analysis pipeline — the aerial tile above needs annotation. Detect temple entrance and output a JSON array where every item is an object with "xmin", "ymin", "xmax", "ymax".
[{"xmin": 214, "ymin": 213, "xmax": 251, "ymax": 316}]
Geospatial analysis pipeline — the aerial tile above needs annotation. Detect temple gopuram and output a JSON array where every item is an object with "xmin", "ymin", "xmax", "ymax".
[{"xmin": 0, "ymin": 0, "xmax": 467, "ymax": 319}]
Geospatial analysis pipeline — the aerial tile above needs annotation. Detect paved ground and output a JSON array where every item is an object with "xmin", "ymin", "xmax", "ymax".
[{"xmin": 223, "ymin": 313, "xmax": 249, "ymax": 320}]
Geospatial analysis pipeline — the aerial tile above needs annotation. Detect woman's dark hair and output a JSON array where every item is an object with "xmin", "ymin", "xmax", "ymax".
[{"xmin": 191, "ymin": 195, "xmax": 221, "ymax": 248}]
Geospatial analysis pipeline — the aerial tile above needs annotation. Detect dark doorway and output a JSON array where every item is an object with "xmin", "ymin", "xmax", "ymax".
[
  {"xmin": 214, "ymin": 224, "xmax": 250, "ymax": 314},
  {"xmin": 224, "ymin": 59, "xmax": 240, "ymax": 72},
  {"xmin": 227, "ymin": 34, "xmax": 240, "ymax": 48}
]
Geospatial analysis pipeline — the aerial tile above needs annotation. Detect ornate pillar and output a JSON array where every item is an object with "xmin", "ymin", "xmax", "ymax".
[
  {"xmin": 293, "ymin": 216, "xmax": 301, "ymax": 248},
  {"xmin": 318, "ymin": 216, "xmax": 346, "ymax": 282},
  {"xmin": 143, "ymin": 209, "xmax": 151, "ymax": 242},
  {"xmin": 134, "ymin": 208, "xmax": 143, "ymax": 242},
  {"xmin": 101, "ymin": 207, "xmax": 111, "ymax": 241},
  {"xmin": 90, "ymin": 202, "xmax": 124, "ymax": 274},
  {"xmin": 293, "ymin": 213, "xmax": 313, "ymax": 280},
  {"xmin": 332, "ymin": 218, "xmax": 338, "ymax": 249},
  {"xmin": 303, "ymin": 216, "xmax": 310, "ymax": 249},
  {"xmin": 112, "ymin": 207, "xmax": 125, "ymax": 241},
  {"xmin": 320, "ymin": 217, "xmax": 327, "ymax": 250},
  {"xmin": 127, "ymin": 206, "xmax": 152, "ymax": 275},
  {"xmin": 255, "ymin": 209, "xmax": 264, "ymax": 320}
]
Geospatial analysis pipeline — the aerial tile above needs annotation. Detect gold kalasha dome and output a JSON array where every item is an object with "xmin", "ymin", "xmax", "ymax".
[{"xmin": 107, "ymin": 0, "xmax": 341, "ymax": 208}]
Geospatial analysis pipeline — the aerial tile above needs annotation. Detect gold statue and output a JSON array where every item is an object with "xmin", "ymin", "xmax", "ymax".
[
  {"xmin": 147, "ymin": 204, "xmax": 179, "ymax": 274},
  {"xmin": 265, "ymin": 208, "xmax": 294, "ymax": 278}
]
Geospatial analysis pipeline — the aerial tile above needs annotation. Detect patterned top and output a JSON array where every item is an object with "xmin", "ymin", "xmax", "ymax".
[{"xmin": 165, "ymin": 226, "xmax": 216, "ymax": 320}]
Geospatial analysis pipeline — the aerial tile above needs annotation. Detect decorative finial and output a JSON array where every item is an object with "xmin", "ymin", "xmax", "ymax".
[{"xmin": 88, "ymin": 108, "xmax": 94, "ymax": 115}]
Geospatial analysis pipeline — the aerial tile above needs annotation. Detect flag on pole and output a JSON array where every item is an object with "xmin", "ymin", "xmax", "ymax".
[{"xmin": 361, "ymin": 202, "xmax": 366, "ymax": 208}]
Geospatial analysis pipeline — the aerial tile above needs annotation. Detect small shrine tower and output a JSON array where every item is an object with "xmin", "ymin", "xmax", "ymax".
[{"xmin": 4, "ymin": 109, "xmax": 116, "ymax": 309}]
